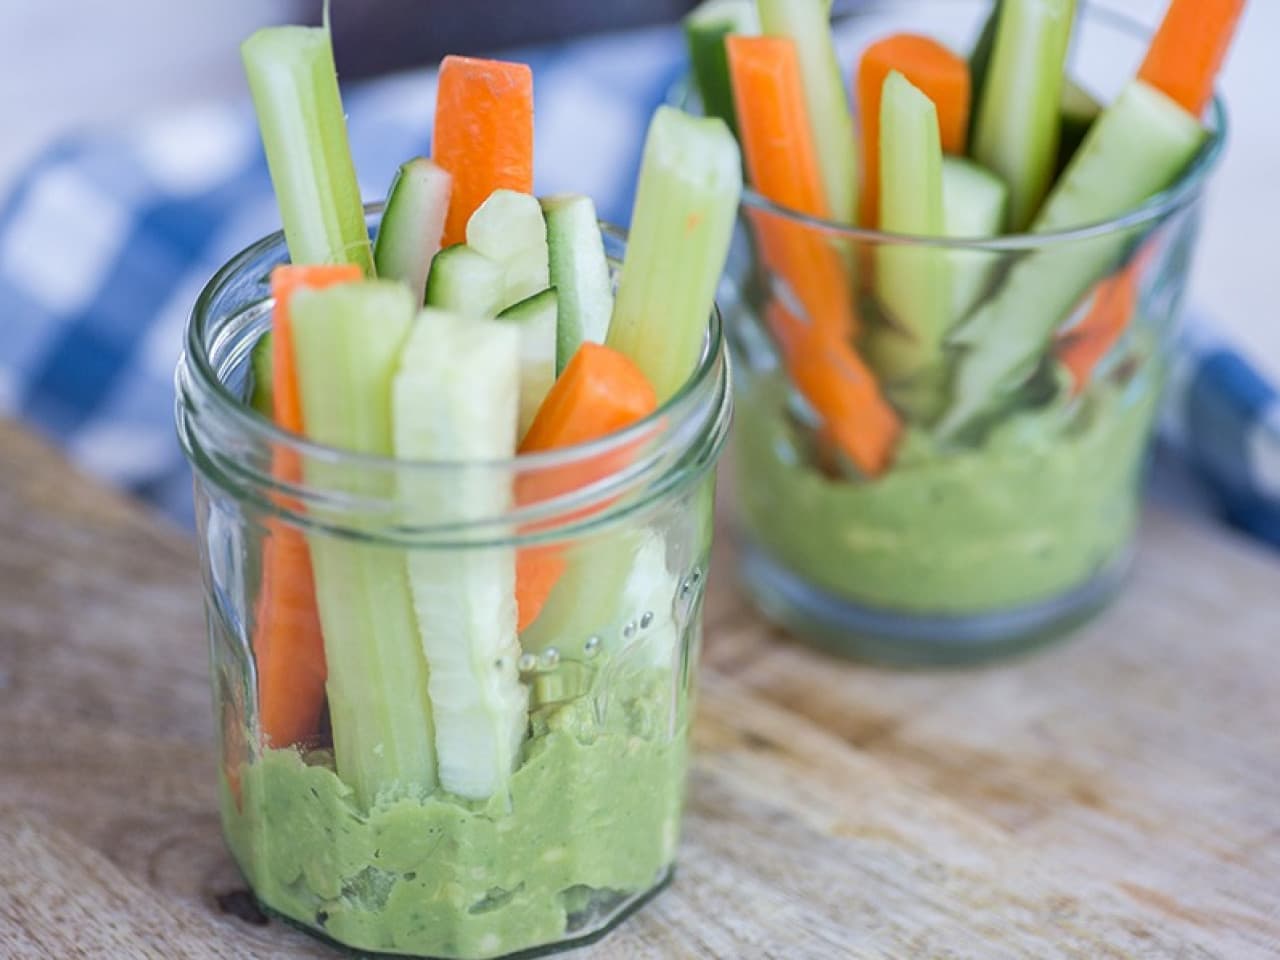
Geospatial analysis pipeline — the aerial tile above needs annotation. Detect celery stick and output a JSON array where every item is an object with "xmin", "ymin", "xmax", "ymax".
[
  {"xmin": 757, "ymin": 0, "xmax": 859, "ymax": 224},
  {"xmin": 939, "ymin": 81, "xmax": 1207, "ymax": 438},
  {"xmin": 685, "ymin": 0, "xmax": 760, "ymax": 137},
  {"xmin": 971, "ymin": 0, "xmax": 1077, "ymax": 230},
  {"xmin": 607, "ymin": 107, "xmax": 742, "ymax": 402},
  {"xmin": 466, "ymin": 190, "xmax": 550, "ymax": 311},
  {"xmin": 968, "ymin": 0, "xmax": 1004, "ymax": 138},
  {"xmin": 242, "ymin": 26, "xmax": 373, "ymax": 273},
  {"xmin": 289, "ymin": 280, "xmax": 435, "ymax": 805},
  {"xmin": 867, "ymin": 72, "xmax": 949, "ymax": 422},
  {"xmin": 373, "ymin": 158, "xmax": 452, "ymax": 304},
  {"xmin": 541, "ymin": 194, "xmax": 614, "ymax": 373},
  {"xmin": 393, "ymin": 310, "xmax": 528, "ymax": 801}
]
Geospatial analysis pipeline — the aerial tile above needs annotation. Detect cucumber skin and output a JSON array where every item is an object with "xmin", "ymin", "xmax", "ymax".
[
  {"xmin": 541, "ymin": 194, "xmax": 614, "ymax": 374},
  {"xmin": 425, "ymin": 245, "xmax": 505, "ymax": 318},
  {"xmin": 373, "ymin": 158, "xmax": 451, "ymax": 305},
  {"xmin": 939, "ymin": 81, "xmax": 1207, "ymax": 438},
  {"xmin": 684, "ymin": 0, "xmax": 759, "ymax": 137}
]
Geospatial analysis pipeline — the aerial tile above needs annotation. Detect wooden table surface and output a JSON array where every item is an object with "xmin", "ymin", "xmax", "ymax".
[{"xmin": 2, "ymin": 418, "xmax": 1278, "ymax": 958}]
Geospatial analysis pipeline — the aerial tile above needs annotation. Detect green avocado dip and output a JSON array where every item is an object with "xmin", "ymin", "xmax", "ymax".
[
  {"xmin": 734, "ymin": 361, "xmax": 1162, "ymax": 615},
  {"xmin": 222, "ymin": 666, "xmax": 686, "ymax": 960}
]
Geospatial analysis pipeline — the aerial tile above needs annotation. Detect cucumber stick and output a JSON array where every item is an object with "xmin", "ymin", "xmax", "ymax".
[
  {"xmin": 757, "ymin": 0, "xmax": 858, "ymax": 225},
  {"xmin": 972, "ymin": 0, "xmax": 1077, "ymax": 230},
  {"xmin": 867, "ymin": 72, "xmax": 948, "ymax": 421},
  {"xmin": 467, "ymin": 189, "xmax": 550, "ymax": 311},
  {"xmin": 393, "ymin": 310, "xmax": 528, "ymax": 801},
  {"xmin": 685, "ymin": 0, "xmax": 760, "ymax": 137},
  {"xmin": 425, "ymin": 245, "xmax": 505, "ymax": 318},
  {"xmin": 250, "ymin": 334, "xmax": 275, "ymax": 417},
  {"xmin": 608, "ymin": 107, "xmax": 742, "ymax": 402},
  {"xmin": 941, "ymin": 156, "xmax": 1009, "ymax": 319},
  {"xmin": 939, "ymin": 81, "xmax": 1207, "ymax": 437},
  {"xmin": 242, "ymin": 26, "xmax": 373, "ymax": 273},
  {"xmin": 541, "ymin": 194, "xmax": 613, "ymax": 373},
  {"xmin": 497, "ymin": 289, "xmax": 559, "ymax": 438},
  {"xmin": 289, "ymin": 280, "xmax": 435, "ymax": 806},
  {"xmin": 373, "ymin": 158, "xmax": 452, "ymax": 304}
]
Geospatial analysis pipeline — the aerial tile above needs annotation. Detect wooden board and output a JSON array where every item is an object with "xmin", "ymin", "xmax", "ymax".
[{"xmin": 1, "ymin": 419, "xmax": 1277, "ymax": 958}]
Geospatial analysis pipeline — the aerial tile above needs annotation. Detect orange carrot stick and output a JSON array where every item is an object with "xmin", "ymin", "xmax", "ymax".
[
  {"xmin": 727, "ymin": 34, "xmax": 857, "ymax": 340},
  {"xmin": 857, "ymin": 34, "xmax": 971, "ymax": 227},
  {"xmin": 433, "ymin": 56, "xmax": 534, "ymax": 248},
  {"xmin": 768, "ymin": 299, "xmax": 902, "ymax": 477},
  {"xmin": 1056, "ymin": 267, "xmax": 1140, "ymax": 395},
  {"xmin": 1138, "ymin": 0, "xmax": 1246, "ymax": 118},
  {"xmin": 514, "ymin": 343, "xmax": 659, "ymax": 630},
  {"xmin": 253, "ymin": 264, "xmax": 359, "ymax": 749}
]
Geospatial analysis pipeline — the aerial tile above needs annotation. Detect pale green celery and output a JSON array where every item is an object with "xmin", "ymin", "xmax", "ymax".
[
  {"xmin": 242, "ymin": 26, "xmax": 373, "ymax": 273},
  {"xmin": 373, "ymin": 158, "xmax": 452, "ymax": 305},
  {"xmin": 466, "ymin": 189, "xmax": 551, "ymax": 311},
  {"xmin": 972, "ymin": 0, "xmax": 1077, "ymax": 230},
  {"xmin": 866, "ymin": 72, "xmax": 949, "ymax": 423},
  {"xmin": 393, "ymin": 309, "xmax": 529, "ymax": 801},
  {"xmin": 289, "ymin": 280, "xmax": 435, "ymax": 806},
  {"xmin": 541, "ymin": 194, "xmax": 614, "ymax": 373},
  {"xmin": 250, "ymin": 333, "xmax": 275, "ymax": 417},
  {"xmin": 939, "ymin": 81, "xmax": 1207, "ymax": 438},
  {"xmin": 607, "ymin": 107, "xmax": 742, "ymax": 402},
  {"xmin": 757, "ymin": 0, "xmax": 858, "ymax": 225},
  {"xmin": 968, "ymin": 0, "xmax": 1004, "ymax": 143},
  {"xmin": 685, "ymin": 0, "xmax": 760, "ymax": 137}
]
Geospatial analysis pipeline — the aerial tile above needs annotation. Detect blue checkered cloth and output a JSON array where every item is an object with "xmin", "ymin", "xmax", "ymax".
[{"xmin": 1, "ymin": 27, "xmax": 1277, "ymax": 551}]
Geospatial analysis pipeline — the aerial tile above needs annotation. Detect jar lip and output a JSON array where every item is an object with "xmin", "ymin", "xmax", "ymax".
[
  {"xmin": 730, "ymin": 0, "xmax": 1229, "ymax": 251},
  {"xmin": 185, "ymin": 208, "xmax": 727, "ymax": 474}
]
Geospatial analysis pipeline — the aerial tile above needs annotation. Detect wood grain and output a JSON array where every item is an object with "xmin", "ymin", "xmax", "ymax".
[{"xmin": 1, "ymin": 418, "xmax": 1277, "ymax": 958}]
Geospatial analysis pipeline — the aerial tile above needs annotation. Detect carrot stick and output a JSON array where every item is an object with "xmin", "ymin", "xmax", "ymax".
[
  {"xmin": 1138, "ymin": 0, "xmax": 1246, "ymax": 118},
  {"xmin": 857, "ymin": 34, "xmax": 971, "ymax": 227},
  {"xmin": 514, "ymin": 343, "xmax": 659, "ymax": 630},
  {"xmin": 768, "ymin": 299, "xmax": 902, "ymax": 477},
  {"xmin": 727, "ymin": 34, "xmax": 857, "ymax": 340},
  {"xmin": 433, "ymin": 56, "xmax": 534, "ymax": 248},
  {"xmin": 253, "ymin": 264, "xmax": 359, "ymax": 749},
  {"xmin": 1056, "ymin": 267, "xmax": 1140, "ymax": 394}
]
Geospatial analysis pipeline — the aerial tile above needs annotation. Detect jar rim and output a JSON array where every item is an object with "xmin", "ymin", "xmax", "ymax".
[
  {"xmin": 183, "ymin": 208, "xmax": 727, "ymax": 475},
  {"xmin": 730, "ymin": 0, "xmax": 1229, "ymax": 251}
]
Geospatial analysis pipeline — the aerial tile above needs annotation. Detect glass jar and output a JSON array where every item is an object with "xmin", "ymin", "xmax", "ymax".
[
  {"xmin": 718, "ymin": 0, "xmax": 1227, "ymax": 663},
  {"xmin": 175, "ymin": 210, "xmax": 731, "ymax": 959}
]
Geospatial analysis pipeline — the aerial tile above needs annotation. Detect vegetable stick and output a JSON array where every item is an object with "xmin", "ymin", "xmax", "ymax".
[
  {"xmin": 684, "ymin": 0, "xmax": 760, "ymax": 137},
  {"xmin": 1138, "ymin": 0, "xmax": 1246, "ymax": 118},
  {"xmin": 768, "ymin": 299, "xmax": 902, "ymax": 477},
  {"xmin": 515, "ymin": 343, "xmax": 659, "ymax": 630},
  {"xmin": 857, "ymin": 34, "xmax": 971, "ymax": 227},
  {"xmin": 727, "ymin": 34, "xmax": 858, "ymax": 340},
  {"xmin": 607, "ymin": 106, "xmax": 741, "ymax": 403},
  {"xmin": 251, "ymin": 265, "xmax": 360, "ymax": 750},
  {"xmin": 972, "ymin": 0, "xmax": 1077, "ymax": 230},
  {"xmin": 757, "ymin": 0, "xmax": 860, "ymax": 226},
  {"xmin": 1056, "ymin": 265, "xmax": 1140, "ymax": 394},
  {"xmin": 241, "ymin": 26, "xmax": 373, "ymax": 273},
  {"xmin": 433, "ymin": 56, "xmax": 534, "ymax": 248}
]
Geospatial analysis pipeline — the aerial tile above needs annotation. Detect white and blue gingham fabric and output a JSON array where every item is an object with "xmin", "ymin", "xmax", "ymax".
[{"xmin": 1, "ymin": 26, "xmax": 1277, "ymax": 550}]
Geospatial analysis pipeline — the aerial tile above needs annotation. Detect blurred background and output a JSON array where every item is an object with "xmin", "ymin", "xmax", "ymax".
[{"xmin": 0, "ymin": 0, "xmax": 1276, "ymax": 531}]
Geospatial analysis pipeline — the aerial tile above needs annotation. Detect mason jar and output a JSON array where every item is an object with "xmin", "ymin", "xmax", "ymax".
[
  {"xmin": 175, "ymin": 210, "xmax": 731, "ymax": 959},
  {"xmin": 715, "ymin": 0, "xmax": 1227, "ymax": 664}
]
